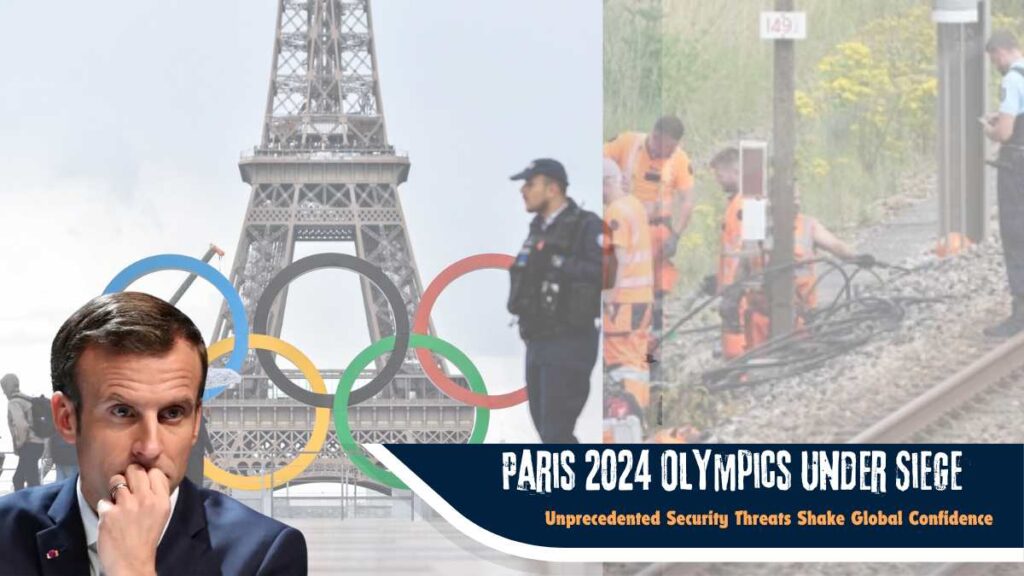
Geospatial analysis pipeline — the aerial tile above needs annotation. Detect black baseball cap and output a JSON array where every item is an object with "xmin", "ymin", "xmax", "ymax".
[{"xmin": 509, "ymin": 158, "xmax": 569, "ymax": 189}]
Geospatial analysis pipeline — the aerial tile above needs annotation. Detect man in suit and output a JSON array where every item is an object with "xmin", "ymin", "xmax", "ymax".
[{"xmin": 0, "ymin": 292, "xmax": 307, "ymax": 575}]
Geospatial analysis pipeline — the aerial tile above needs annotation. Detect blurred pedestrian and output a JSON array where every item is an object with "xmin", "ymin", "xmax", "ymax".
[{"xmin": 2, "ymin": 374, "xmax": 45, "ymax": 490}]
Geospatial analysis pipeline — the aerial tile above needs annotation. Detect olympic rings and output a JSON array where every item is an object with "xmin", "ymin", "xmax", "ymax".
[
  {"xmin": 104, "ymin": 254, "xmax": 248, "ymax": 401},
  {"xmin": 101, "ymin": 250, "xmax": 511, "ymax": 490},
  {"xmin": 253, "ymin": 253, "xmax": 410, "ymax": 408},
  {"xmin": 203, "ymin": 335, "xmax": 331, "ymax": 490},
  {"xmin": 413, "ymin": 253, "xmax": 527, "ymax": 409},
  {"xmin": 333, "ymin": 334, "xmax": 490, "ymax": 489}
]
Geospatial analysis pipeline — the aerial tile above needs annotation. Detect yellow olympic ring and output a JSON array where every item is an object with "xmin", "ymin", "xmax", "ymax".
[{"xmin": 202, "ymin": 334, "xmax": 330, "ymax": 490}]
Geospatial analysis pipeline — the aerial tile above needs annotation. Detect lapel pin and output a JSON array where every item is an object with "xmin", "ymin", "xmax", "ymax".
[{"xmin": 46, "ymin": 549, "xmax": 60, "ymax": 560}]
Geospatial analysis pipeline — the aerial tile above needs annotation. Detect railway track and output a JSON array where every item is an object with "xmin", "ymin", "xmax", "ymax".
[
  {"xmin": 616, "ymin": 331, "xmax": 1024, "ymax": 576},
  {"xmin": 848, "ymin": 331, "xmax": 1024, "ymax": 443},
  {"xmin": 697, "ymin": 249, "xmax": 1015, "ymax": 444}
]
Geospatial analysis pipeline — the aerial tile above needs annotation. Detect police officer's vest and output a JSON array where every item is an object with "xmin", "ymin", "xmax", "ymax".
[
  {"xmin": 1010, "ymin": 66, "xmax": 1024, "ymax": 147},
  {"xmin": 508, "ymin": 202, "xmax": 602, "ymax": 339}
]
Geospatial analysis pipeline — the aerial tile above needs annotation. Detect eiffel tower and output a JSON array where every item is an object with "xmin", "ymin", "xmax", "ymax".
[{"xmin": 205, "ymin": 0, "xmax": 473, "ymax": 501}]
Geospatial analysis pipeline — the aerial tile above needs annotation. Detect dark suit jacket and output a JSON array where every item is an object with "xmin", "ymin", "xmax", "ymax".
[{"xmin": 0, "ymin": 476, "xmax": 307, "ymax": 575}]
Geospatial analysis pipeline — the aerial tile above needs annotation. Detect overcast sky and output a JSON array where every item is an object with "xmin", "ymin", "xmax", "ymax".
[{"xmin": 0, "ymin": 0, "xmax": 603, "ymax": 450}]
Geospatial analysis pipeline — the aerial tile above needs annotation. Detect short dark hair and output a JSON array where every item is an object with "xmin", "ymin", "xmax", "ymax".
[
  {"xmin": 710, "ymin": 147, "xmax": 740, "ymax": 169},
  {"xmin": 536, "ymin": 174, "xmax": 568, "ymax": 195},
  {"xmin": 51, "ymin": 292, "xmax": 209, "ymax": 414},
  {"xmin": 987, "ymin": 30, "xmax": 1020, "ymax": 53},
  {"xmin": 653, "ymin": 115, "xmax": 685, "ymax": 141}
]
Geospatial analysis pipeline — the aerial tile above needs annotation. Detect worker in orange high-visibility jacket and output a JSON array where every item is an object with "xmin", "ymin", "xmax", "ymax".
[
  {"xmin": 790, "ymin": 185, "xmax": 874, "ymax": 311},
  {"xmin": 604, "ymin": 116, "xmax": 695, "ymax": 375},
  {"xmin": 744, "ymin": 204, "xmax": 875, "ymax": 351},
  {"xmin": 708, "ymin": 147, "xmax": 764, "ymax": 359},
  {"xmin": 737, "ymin": 211, "xmax": 835, "ymax": 353},
  {"xmin": 707, "ymin": 148, "xmax": 875, "ymax": 358},
  {"xmin": 602, "ymin": 159, "xmax": 655, "ymax": 410}
]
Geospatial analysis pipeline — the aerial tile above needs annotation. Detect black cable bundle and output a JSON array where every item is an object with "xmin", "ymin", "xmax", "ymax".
[{"xmin": 649, "ymin": 257, "xmax": 939, "ymax": 392}]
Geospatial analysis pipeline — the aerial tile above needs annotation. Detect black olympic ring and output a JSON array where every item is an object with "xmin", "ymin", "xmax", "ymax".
[{"xmin": 252, "ymin": 253, "xmax": 411, "ymax": 407}]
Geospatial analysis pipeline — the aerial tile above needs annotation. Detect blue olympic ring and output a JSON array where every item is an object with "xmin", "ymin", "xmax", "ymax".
[{"xmin": 103, "ymin": 254, "xmax": 247, "ymax": 401}]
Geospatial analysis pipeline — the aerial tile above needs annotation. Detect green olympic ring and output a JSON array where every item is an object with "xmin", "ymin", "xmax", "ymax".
[{"xmin": 334, "ymin": 334, "xmax": 490, "ymax": 489}]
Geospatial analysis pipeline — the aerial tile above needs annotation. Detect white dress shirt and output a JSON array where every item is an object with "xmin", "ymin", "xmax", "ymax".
[
  {"xmin": 76, "ymin": 477, "xmax": 180, "ymax": 576},
  {"xmin": 541, "ymin": 203, "xmax": 568, "ymax": 231}
]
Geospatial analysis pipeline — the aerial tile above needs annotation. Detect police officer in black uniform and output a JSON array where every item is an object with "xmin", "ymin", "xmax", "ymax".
[
  {"xmin": 985, "ymin": 31, "xmax": 1024, "ymax": 338},
  {"xmin": 508, "ymin": 159, "xmax": 603, "ymax": 443}
]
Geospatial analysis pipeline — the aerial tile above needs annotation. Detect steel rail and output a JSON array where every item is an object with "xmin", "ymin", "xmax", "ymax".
[
  {"xmin": 627, "ymin": 333, "xmax": 1024, "ymax": 576},
  {"xmin": 848, "ymin": 331, "xmax": 1024, "ymax": 443}
]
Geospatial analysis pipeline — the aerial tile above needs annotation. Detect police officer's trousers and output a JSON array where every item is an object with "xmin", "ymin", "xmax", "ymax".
[
  {"xmin": 998, "ymin": 160, "xmax": 1024, "ymax": 297},
  {"xmin": 524, "ymin": 329, "xmax": 598, "ymax": 443}
]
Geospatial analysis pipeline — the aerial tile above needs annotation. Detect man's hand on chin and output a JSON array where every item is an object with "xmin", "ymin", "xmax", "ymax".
[{"xmin": 96, "ymin": 464, "xmax": 171, "ymax": 576}]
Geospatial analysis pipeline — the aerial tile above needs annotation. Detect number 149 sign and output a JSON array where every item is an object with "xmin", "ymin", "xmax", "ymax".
[{"xmin": 760, "ymin": 11, "xmax": 807, "ymax": 40}]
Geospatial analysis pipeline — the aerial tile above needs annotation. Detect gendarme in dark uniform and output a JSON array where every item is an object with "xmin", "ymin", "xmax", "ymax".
[
  {"xmin": 985, "ymin": 31, "xmax": 1024, "ymax": 338},
  {"xmin": 508, "ymin": 159, "xmax": 602, "ymax": 443}
]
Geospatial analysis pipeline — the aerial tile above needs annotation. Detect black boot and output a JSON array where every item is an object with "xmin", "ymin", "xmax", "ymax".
[{"xmin": 983, "ymin": 295, "xmax": 1024, "ymax": 338}]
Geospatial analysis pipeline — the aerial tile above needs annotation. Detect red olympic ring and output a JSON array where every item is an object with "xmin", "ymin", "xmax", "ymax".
[{"xmin": 413, "ymin": 253, "xmax": 528, "ymax": 409}]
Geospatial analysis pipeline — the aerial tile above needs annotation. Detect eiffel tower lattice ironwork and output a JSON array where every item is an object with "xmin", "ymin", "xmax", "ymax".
[{"xmin": 206, "ymin": 0, "xmax": 473, "ymax": 496}]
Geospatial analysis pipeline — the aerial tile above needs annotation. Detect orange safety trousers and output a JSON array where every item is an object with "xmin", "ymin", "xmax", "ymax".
[
  {"xmin": 650, "ymin": 222, "xmax": 679, "ymax": 295},
  {"xmin": 728, "ymin": 291, "xmax": 812, "ymax": 357},
  {"xmin": 603, "ymin": 301, "xmax": 653, "ymax": 408},
  {"xmin": 720, "ymin": 210, "xmax": 819, "ymax": 359}
]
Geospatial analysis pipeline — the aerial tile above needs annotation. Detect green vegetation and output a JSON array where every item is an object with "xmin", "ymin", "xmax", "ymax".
[
  {"xmin": 605, "ymin": 0, "xmax": 1023, "ymax": 288},
  {"xmin": 607, "ymin": 0, "xmax": 1023, "ymax": 430}
]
